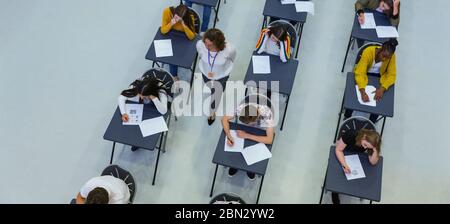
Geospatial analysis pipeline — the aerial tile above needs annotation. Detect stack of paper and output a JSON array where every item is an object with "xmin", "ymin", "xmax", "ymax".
[
  {"xmin": 355, "ymin": 85, "xmax": 377, "ymax": 107},
  {"xmin": 241, "ymin": 143, "xmax": 272, "ymax": 166},
  {"xmin": 360, "ymin": 13, "xmax": 376, "ymax": 29},
  {"xmin": 122, "ymin": 104, "xmax": 144, "ymax": 126},
  {"xmin": 344, "ymin": 155, "xmax": 366, "ymax": 180},
  {"xmin": 139, "ymin": 116, "xmax": 168, "ymax": 137},
  {"xmin": 295, "ymin": 1, "xmax": 315, "ymax": 15},
  {"xmin": 281, "ymin": 0, "xmax": 296, "ymax": 4},
  {"xmin": 154, "ymin": 39, "xmax": 173, "ymax": 57},
  {"xmin": 224, "ymin": 130, "xmax": 245, "ymax": 152},
  {"xmin": 252, "ymin": 55, "xmax": 271, "ymax": 74},
  {"xmin": 375, "ymin": 26, "xmax": 399, "ymax": 38}
]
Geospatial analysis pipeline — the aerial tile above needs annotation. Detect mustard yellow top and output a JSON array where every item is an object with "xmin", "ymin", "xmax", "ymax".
[
  {"xmin": 161, "ymin": 7, "xmax": 196, "ymax": 40},
  {"xmin": 354, "ymin": 46, "xmax": 397, "ymax": 90}
]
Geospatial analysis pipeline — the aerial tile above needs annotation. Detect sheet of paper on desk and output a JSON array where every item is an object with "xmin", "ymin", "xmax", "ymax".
[
  {"xmin": 139, "ymin": 116, "xmax": 168, "ymax": 137},
  {"xmin": 375, "ymin": 26, "xmax": 399, "ymax": 38},
  {"xmin": 281, "ymin": 0, "xmax": 296, "ymax": 4},
  {"xmin": 122, "ymin": 104, "xmax": 143, "ymax": 126},
  {"xmin": 355, "ymin": 85, "xmax": 377, "ymax": 107},
  {"xmin": 224, "ymin": 130, "xmax": 245, "ymax": 153},
  {"xmin": 295, "ymin": 1, "xmax": 315, "ymax": 15},
  {"xmin": 360, "ymin": 13, "xmax": 376, "ymax": 29},
  {"xmin": 154, "ymin": 39, "xmax": 173, "ymax": 57},
  {"xmin": 252, "ymin": 55, "xmax": 271, "ymax": 74},
  {"xmin": 344, "ymin": 155, "xmax": 366, "ymax": 180},
  {"xmin": 242, "ymin": 143, "xmax": 272, "ymax": 166}
]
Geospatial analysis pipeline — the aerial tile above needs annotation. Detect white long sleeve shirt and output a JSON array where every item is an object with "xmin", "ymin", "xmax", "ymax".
[
  {"xmin": 118, "ymin": 90, "xmax": 168, "ymax": 115},
  {"xmin": 196, "ymin": 40, "xmax": 237, "ymax": 80}
]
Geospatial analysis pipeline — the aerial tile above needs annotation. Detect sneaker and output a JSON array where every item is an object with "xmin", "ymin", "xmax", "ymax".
[
  {"xmin": 131, "ymin": 146, "xmax": 139, "ymax": 152},
  {"xmin": 247, "ymin": 172, "xmax": 256, "ymax": 181},
  {"xmin": 228, "ymin": 168, "xmax": 237, "ymax": 177}
]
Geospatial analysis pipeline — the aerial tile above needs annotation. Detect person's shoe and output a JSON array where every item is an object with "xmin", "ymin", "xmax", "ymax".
[
  {"xmin": 247, "ymin": 172, "xmax": 256, "ymax": 181},
  {"xmin": 331, "ymin": 193, "xmax": 341, "ymax": 204},
  {"xmin": 228, "ymin": 168, "xmax": 237, "ymax": 177},
  {"xmin": 131, "ymin": 146, "xmax": 139, "ymax": 152},
  {"xmin": 207, "ymin": 115, "xmax": 216, "ymax": 126}
]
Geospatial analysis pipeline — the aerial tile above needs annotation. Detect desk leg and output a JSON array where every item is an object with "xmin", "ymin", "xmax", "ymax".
[
  {"xmin": 213, "ymin": 0, "xmax": 222, "ymax": 28},
  {"xmin": 109, "ymin": 142, "xmax": 116, "ymax": 164},
  {"xmin": 190, "ymin": 53, "xmax": 198, "ymax": 88},
  {"xmin": 256, "ymin": 175, "xmax": 265, "ymax": 204},
  {"xmin": 341, "ymin": 36, "xmax": 354, "ymax": 73},
  {"xmin": 152, "ymin": 132, "xmax": 164, "ymax": 186},
  {"xmin": 280, "ymin": 94, "xmax": 290, "ymax": 131},
  {"xmin": 209, "ymin": 164, "xmax": 219, "ymax": 197},
  {"xmin": 319, "ymin": 168, "xmax": 328, "ymax": 204},
  {"xmin": 370, "ymin": 200, "xmax": 373, "ymax": 204},
  {"xmin": 295, "ymin": 23, "xmax": 304, "ymax": 59},
  {"xmin": 333, "ymin": 94, "xmax": 345, "ymax": 143},
  {"xmin": 380, "ymin": 116, "xmax": 387, "ymax": 137}
]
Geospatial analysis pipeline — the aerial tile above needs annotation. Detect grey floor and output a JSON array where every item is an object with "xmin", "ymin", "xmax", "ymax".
[{"xmin": 1, "ymin": 0, "xmax": 449, "ymax": 204}]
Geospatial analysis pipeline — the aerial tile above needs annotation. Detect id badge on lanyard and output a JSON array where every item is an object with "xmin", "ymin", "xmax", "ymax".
[{"xmin": 208, "ymin": 50, "xmax": 219, "ymax": 87}]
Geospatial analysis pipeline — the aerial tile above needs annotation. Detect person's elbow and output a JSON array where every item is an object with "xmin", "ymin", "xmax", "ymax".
[{"xmin": 369, "ymin": 157, "xmax": 380, "ymax": 166}]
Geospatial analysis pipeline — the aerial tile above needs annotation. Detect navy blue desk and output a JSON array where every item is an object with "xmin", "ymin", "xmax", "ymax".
[
  {"xmin": 319, "ymin": 146, "xmax": 383, "ymax": 204},
  {"xmin": 103, "ymin": 102, "xmax": 169, "ymax": 185},
  {"xmin": 244, "ymin": 52, "xmax": 299, "ymax": 131},
  {"xmin": 210, "ymin": 122, "xmax": 274, "ymax": 204},
  {"xmin": 145, "ymin": 28, "xmax": 201, "ymax": 87},
  {"xmin": 334, "ymin": 72, "xmax": 395, "ymax": 141},
  {"xmin": 181, "ymin": 0, "xmax": 222, "ymax": 28},
  {"xmin": 262, "ymin": 0, "xmax": 309, "ymax": 58},
  {"xmin": 341, "ymin": 10, "xmax": 394, "ymax": 72}
]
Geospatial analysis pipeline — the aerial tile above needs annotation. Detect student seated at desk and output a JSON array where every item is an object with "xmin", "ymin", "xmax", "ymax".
[
  {"xmin": 344, "ymin": 39, "xmax": 398, "ymax": 123},
  {"xmin": 255, "ymin": 25, "xmax": 291, "ymax": 63},
  {"xmin": 119, "ymin": 71, "xmax": 168, "ymax": 151},
  {"xmin": 221, "ymin": 103, "xmax": 275, "ymax": 181},
  {"xmin": 161, "ymin": 3, "xmax": 197, "ymax": 79},
  {"xmin": 76, "ymin": 176, "xmax": 130, "ymax": 204},
  {"xmin": 332, "ymin": 129, "xmax": 381, "ymax": 204},
  {"xmin": 184, "ymin": 0, "xmax": 213, "ymax": 33},
  {"xmin": 356, "ymin": 0, "xmax": 401, "ymax": 27}
]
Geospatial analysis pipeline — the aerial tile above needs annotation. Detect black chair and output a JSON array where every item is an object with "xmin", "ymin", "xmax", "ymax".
[
  {"xmin": 268, "ymin": 20, "xmax": 297, "ymax": 50},
  {"xmin": 337, "ymin": 116, "xmax": 376, "ymax": 141},
  {"xmin": 209, "ymin": 193, "xmax": 246, "ymax": 204},
  {"xmin": 101, "ymin": 165, "xmax": 136, "ymax": 203}
]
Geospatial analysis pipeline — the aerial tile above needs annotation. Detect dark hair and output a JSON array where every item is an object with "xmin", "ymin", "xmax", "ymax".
[
  {"xmin": 381, "ymin": 0, "xmax": 394, "ymax": 17},
  {"xmin": 170, "ymin": 4, "xmax": 195, "ymax": 33},
  {"xmin": 381, "ymin": 38, "xmax": 398, "ymax": 56},
  {"xmin": 121, "ymin": 72, "xmax": 163, "ymax": 99},
  {"xmin": 203, "ymin": 28, "xmax": 226, "ymax": 51},
  {"xmin": 268, "ymin": 25, "xmax": 288, "ymax": 42},
  {"xmin": 85, "ymin": 187, "xmax": 109, "ymax": 204},
  {"xmin": 238, "ymin": 105, "xmax": 259, "ymax": 124}
]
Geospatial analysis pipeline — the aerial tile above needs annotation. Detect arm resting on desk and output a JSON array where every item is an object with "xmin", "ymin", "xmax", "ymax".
[
  {"xmin": 368, "ymin": 148, "xmax": 380, "ymax": 165},
  {"xmin": 380, "ymin": 55, "xmax": 396, "ymax": 90},
  {"xmin": 335, "ymin": 138, "xmax": 349, "ymax": 167},
  {"xmin": 152, "ymin": 92, "xmax": 168, "ymax": 115},
  {"xmin": 221, "ymin": 115, "xmax": 234, "ymax": 138},
  {"xmin": 354, "ymin": 49, "xmax": 372, "ymax": 89}
]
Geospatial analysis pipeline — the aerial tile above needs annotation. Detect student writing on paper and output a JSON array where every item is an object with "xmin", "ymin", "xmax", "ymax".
[
  {"xmin": 161, "ymin": 3, "xmax": 197, "ymax": 79},
  {"xmin": 76, "ymin": 175, "xmax": 130, "ymax": 204},
  {"xmin": 221, "ymin": 103, "xmax": 275, "ymax": 181},
  {"xmin": 344, "ymin": 39, "xmax": 398, "ymax": 123},
  {"xmin": 118, "ymin": 70, "xmax": 169, "ymax": 151},
  {"xmin": 197, "ymin": 28, "xmax": 237, "ymax": 125},
  {"xmin": 356, "ymin": 0, "xmax": 401, "ymax": 27},
  {"xmin": 332, "ymin": 129, "xmax": 381, "ymax": 204},
  {"xmin": 255, "ymin": 25, "xmax": 292, "ymax": 63},
  {"xmin": 184, "ymin": 0, "xmax": 213, "ymax": 33}
]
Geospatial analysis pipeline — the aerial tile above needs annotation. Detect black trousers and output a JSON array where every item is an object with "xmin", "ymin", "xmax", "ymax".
[{"xmin": 202, "ymin": 74, "xmax": 229, "ymax": 114}]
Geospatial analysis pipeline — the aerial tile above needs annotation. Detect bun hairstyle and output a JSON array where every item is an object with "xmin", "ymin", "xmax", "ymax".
[{"xmin": 382, "ymin": 38, "xmax": 399, "ymax": 55}]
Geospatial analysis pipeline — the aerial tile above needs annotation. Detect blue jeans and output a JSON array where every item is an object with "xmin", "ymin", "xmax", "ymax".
[
  {"xmin": 169, "ymin": 65, "xmax": 178, "ymax": 77},
  {"xmin": 184, "ymin": 0, "xmax": 213, "ymax": 32}
]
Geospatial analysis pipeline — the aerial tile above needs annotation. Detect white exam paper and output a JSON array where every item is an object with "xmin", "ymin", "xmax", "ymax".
[
  {"xmin": 122, "ymin": 104, "xmax": 143, "ymax": 126},
  {"xmin": 355, "ymin": 85, "xmax": 377, "ymax": 107},
  {"xmin": 154, "ymin": 39, "xmax": 173, "ymax": 57},
  {"xmin": 139, "ymin": 116, "xmax": 168, "ymax": 137},
  {"xmin": 252, "ymin": 55, "xmax": 271, "ymax": 74},
  {"xmin": 360, "ymin": 13, "xmax": 376, "ymax": 29},
  {"xmin": 295, "ymin": 1, "xmax": 315, "ymax": 15},
  {"xmin": 375, "ymin": 26, "xmax": 399, "ymax": 38},
  {"xmin": 242, "ymin": 143, "xmax": 272, "ymax": 166},
  {"xmin": 344, "ymin": 155, "xmax": 366, "ymax": 180},
  {"xmin": 281, "ymin": 0, "xmax": 296, "ymax": 4},
  {"xmin": 224, "ymin": 130, "xmax": 245, "ymax": 153}
]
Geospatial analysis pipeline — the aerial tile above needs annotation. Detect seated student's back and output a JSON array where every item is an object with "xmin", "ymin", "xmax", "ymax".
[{"xmin": 79, "ymin": 176, "xmax": 130, "ymax": 204}]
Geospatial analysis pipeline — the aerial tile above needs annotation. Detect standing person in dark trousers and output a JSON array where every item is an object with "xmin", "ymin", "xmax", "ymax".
[{"xmin": 196, "ymin": 28, "xmax": 236, "ymax": 125}]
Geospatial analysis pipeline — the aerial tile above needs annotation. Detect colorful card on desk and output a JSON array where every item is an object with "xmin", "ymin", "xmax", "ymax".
[
  {"xmin": 242, "ymin": 143, "xmax": 272, "ymax": 166},
  {"xmin": 154, "ymin": 39, "xmax": 173, "ymax": 57},
  {"xmin": 122, "ymin": 104, "xmax": 143, "ymax": 126},
  {"xmin": 139, "ymin": 116, "xmax": 168, "ymax": 137},
  {"xmin": 252, "ymin": 55, "xmax": 271, "ymax": 74}
]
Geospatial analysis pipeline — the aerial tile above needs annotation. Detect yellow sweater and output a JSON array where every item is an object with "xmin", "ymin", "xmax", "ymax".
[
  {"xmin": 354, "ymin": 46, "xmax": 396, "ymax": 90},
  {"xmin": 161, "ymin": 7, "xmax": 196, "ymax": 40}
]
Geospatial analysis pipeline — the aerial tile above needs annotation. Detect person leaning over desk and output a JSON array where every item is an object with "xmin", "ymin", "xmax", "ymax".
[
  {"xmin": 332, "ymin": 129, "xmax": 382, "ymax": 204},
  {"xmin": 161, "ymin": 3, "xmax": 197, "ymax": 79},
  {"xmin": 355, "ymin": 0, "xmax": 401, "ymax": 27},
  {"xmin": 255, "ymin": 24, "xmax": 292, "ymax": 63},
  {"xmin": 344, "ymin": 39, "xmax": 398, "ymax": 123},
  {"xmin": 221, "ymin": 103, "xmax": 275, "ymax": 181},
  {"xmin": 118, "ymin": 70, "xmax": 168, "ymax": 151}
]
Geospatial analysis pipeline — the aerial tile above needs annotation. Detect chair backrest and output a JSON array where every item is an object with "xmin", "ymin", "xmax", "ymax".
[
  {"xmin": 268, "ymin": 19, "xmax": 297, "ymax": 49},
  {"xmin": 338, "ymin": 116, "xmax": 376, "ymax": 141},
  {"xmin": 188, "ymin": 7, "xmax": 201, "ymax": 34},
  {"xmin": 101, "ymin": 165, "xmax": 136, "ymax": 203},
  {"xmin": 142, "ymin": 68, "xmax": 176, "ymax": 99},
  {"xmin": 354, "ymin": 42, "xmax": 382, "ymax": 66},
  {"xmin": 209, "ymin": 193, "xmax": 246, "ymax": 204}
]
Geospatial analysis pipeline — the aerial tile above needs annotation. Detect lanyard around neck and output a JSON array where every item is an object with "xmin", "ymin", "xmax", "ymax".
[{"xmin": 208, "ymin": 50, "xmax": 219, "ymax": 72}]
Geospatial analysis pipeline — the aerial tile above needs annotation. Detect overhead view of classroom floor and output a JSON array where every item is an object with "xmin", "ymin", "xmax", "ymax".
[{"xmin": 0, "ymin": 0, "xmax": 449, "ymax": 204}]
